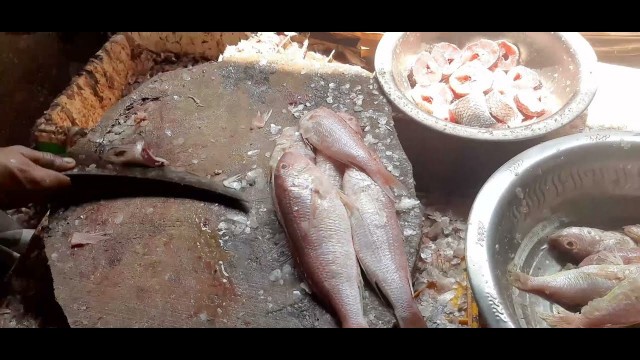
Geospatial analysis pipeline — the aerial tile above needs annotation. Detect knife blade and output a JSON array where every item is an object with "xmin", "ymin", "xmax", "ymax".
[{"xmin": 58, "ymin": 145, "xmax": 250, "ymax": 213}]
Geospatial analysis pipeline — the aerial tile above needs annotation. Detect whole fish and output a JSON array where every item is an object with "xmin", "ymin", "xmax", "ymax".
[
  {"xmin": 273, "ymin": 151, "xmax": 368, "ymax": 328},
  {"xmin": 623, "ymin": 224, "xmax": 640, "ymax": 244},
  {"xmin": 541, "ymin": 276, "xmax": 640, "ymax": 328},
  {"xmin": 578, "ymin": 247, "xmax": 640, "ymax": 267},
  {"xmin": 343, "ymin": 168, "xmax": 426, "ymax": 328},
  {"xmin": 509, "ymin": 264, "xmax": 640, "ymax": 310},
  {"xmin": 299, "ymin": 107, "xmax": 406, "ymax": 199},
  {"xmin": 450, "ymin": 91, "xmax": 497, "ymax": 128},
  {"xmin": 548, "ymin": 227, "xmax": 637, "ymax": 263}
]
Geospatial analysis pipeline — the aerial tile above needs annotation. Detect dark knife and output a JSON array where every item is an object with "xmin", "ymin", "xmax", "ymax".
[{"xmin": 57, "ymin": 146, "xmax": 250, "ymax": 213}]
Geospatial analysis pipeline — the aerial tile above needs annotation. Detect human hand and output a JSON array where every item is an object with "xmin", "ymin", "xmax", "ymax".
[{"xmin": 0, "ymin": 146, "xmax": 76, "ymax": 209}]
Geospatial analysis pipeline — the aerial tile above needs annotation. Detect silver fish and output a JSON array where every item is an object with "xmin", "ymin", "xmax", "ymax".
[
  {"xmin": 343, "ymin": 168, "xmax": 426, "ymax": 328},
  {"xmin": 509, "ymin": 264, "xmax": 640, "ymax": 310},
  {"xmin": 272, "ymin": 151, "xmax": 368, "ymax": 328},
  {"xmin": 541, "ymin": 276, "xmax": 640, "ymax": 328}
]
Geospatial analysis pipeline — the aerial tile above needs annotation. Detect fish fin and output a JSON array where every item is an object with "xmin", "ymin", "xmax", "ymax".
[
  {"xmin": 336, "ymin": 190, "xmax": 359, "ymax": 215},
  {"xmin": 591, "ymin": 268, "xmax": 627, "ymax": 282},
  {"xmin": 377, "ymin": 165, "xmax": 409, "ymax": 199},
  {"xmin": 507, "ymin": 270, "xmax": 532, "ymax": 290},
  {"xmin": 539, "ymin": 312, "xmax": 582, "ymax": 328}
]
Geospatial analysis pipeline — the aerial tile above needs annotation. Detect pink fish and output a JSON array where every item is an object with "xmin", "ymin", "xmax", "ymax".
[
  {"xmin": 299, "ymin": 107, "xmax": 407, "ymax": 200},
  {"xmin": 273, "ymin": 151, "xmax": 368, "ymax": 328},
  {"xmin": 541, "ymin": 276, "xmax": 640, "ymax": 328}
]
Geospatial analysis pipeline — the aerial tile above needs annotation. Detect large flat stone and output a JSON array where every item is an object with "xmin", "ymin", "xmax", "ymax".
[{"xmin": 43, "ymin": 54, "xmax": 423, "ymax": 327}]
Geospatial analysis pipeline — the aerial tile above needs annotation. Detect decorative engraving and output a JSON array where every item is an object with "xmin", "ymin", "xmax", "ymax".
[
  {"xmin": 476, "ymin": 222, "xmax": 486, "ymax": 248},
  {"xmin": 486, "ymin": 291, "xmax": 509, "ymax": 323},
  {"xmin": 506, "ymin": 160, "xmax": 524, "ymax": 175},
  {"xmin": 588, "ymin": 134, "xmax": 610, "ymax": 142}
]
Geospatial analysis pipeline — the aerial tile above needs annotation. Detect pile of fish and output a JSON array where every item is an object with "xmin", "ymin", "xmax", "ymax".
[
  {"xmin": 269, "ymin": 107, "xmax": 427, "ymax": 328},
  {"xmin": 407, "ymin": 39, "xmax": 554, "ymax": 128},
  {"xmin": 510, "ymin": 225, "xmax": 640, "ymax": 328}
]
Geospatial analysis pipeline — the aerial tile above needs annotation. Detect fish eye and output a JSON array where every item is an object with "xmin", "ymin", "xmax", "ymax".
[
  {"xmin": 564, "ymin": 240, "xmax": 577, "ymax": 249},
  {"xmin": 114, "ymin": 150, "xmax": 128, "ymax": 157},
  {"xmin": 281, "ymin": 164, "xmax": 289, "ymax": 170}
]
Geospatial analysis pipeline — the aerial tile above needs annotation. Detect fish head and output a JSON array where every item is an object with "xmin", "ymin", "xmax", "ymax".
[
  {"xmin": 275, "ymin": 150, "xmax": 314, "ymax": 178},
  {"xmin": 548, "ymin": 228, "xmax": 594, "ymax": 261}
]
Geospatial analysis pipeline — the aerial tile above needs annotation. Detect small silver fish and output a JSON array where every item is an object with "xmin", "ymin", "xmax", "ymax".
[
  {"xmin": 541, "ymin": 276, "xmax": 640, "ymax": 328},
  {"xmin": 509, "ymin": 264, "xmax": 640, "ymax": 310},
  {"xmin": 548, "ymin": 227, "xmax": 637, "ymax": 263}
]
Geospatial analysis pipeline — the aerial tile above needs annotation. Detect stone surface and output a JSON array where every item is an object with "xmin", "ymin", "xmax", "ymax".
[{"xmin": 43, "ymin": 55, "xmax": 423, "ymax": 327}]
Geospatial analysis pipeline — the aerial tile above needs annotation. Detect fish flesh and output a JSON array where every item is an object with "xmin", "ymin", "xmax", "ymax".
[
  {"xmin": 578, "ymin": 247, "xmax": 640, "ymax": 267},
  {"xmin": 343, "ymin": 168, "xmax": 426, "ymax": 328},
  {"xmin": 409, "ymin": 83, "xmax": 454, "ymax": 121},
  {"xmin": 449, "ymin": 62, "xmax": 494, "ymax": 98},
  {"xmin": 450, "ymin": 91, "xmax": 497, "ymax": 128},
  {"xmin": 405, "ymin": 38, "xmax": 552, "ymax": 127},
  {"xmin": 461, "ymin": 39, "xmax": 499, "ymax": 69},
  {"xmin": 509, "ymin": 264, "xmax": 640, "ymax": 310},
  {"xmin": 410, "ymin": 51, "xmax": 442, "ymax": 87},
  {"xmin": 623, "ymin": 224, "xmax": 640, "ymax": 244},
  {"xmin": 272, "ymin": 151, "xmax": 368, "ymax": 328},
  {"xmin": 495, "ymin": 40, "xmax": 519, "ymax": 71},
  {"xmin": 430, "ymin": 42, "xmax": 463, "ymax": 77},
  {"xmin": 540, "ymin": 276, "xmax": 640, "ymax": 328},
  {"xmin": 514, "ymin": 89, "xmax": 550, "ymax": 118},
  {"xmin": 299, "ymin": 107, "xmax": 406, "ymax": 199},
  {"xmin": 548, "ymin": 227, "xmax": 637, "ymax": 263}
]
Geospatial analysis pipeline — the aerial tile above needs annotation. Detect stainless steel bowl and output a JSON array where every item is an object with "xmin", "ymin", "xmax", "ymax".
[
  {"xmin": 466, "ymin": 130, "xmax": 640, "ymax": 328},
  {"xmin": 375, "ymin": 32, "xmax": 599, "ymax": 196}
]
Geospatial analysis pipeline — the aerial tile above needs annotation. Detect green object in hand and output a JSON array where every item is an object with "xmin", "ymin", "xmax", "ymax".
[{"xmin": 35, "ymin": 142, "xmax": 67, "ymax": 155}]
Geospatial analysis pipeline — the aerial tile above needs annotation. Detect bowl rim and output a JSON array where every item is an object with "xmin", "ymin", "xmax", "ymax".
[
  {"xmin": 374, "ymin": 32, "xmax": 599, "ymax": 142},
  {"xmin": 465, "ymin": 130, "xmax": 640, "ymax": 328}
]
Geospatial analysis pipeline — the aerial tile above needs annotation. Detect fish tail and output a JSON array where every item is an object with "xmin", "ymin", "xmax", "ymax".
[
  {"xmin": 539, "ymin": 312, "xmax": 582, "ymax": 328},
  {"xmin": 508, "ymin": 270, "xmax": 532, "ymax": 290},
  {"xmin": 397, "ymin": 305, "xmax": 428, "ymax": 328},
  {"xmin": 372, "ymin": 166, "xmax": 408, "ymax": 200}
]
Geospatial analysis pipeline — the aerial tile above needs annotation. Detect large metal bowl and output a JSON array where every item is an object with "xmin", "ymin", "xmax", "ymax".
[
  {"xmin": 375, "ymin": 32, "xmax": 599, "ymax": 196},
  {"xmin": 466, "ymin": 131, "xmax": 640, "ymax": 328}
]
